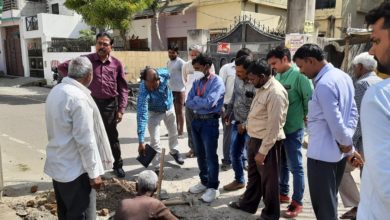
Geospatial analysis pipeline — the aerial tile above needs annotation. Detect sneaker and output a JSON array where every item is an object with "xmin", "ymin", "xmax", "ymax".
[
  {"xmin": 282, "ymin": 200, "xmax": 303, "ymax": 218},
  {"xmin": 189, "ymin": 183, "xmax": 207, "ymax": 194},
  {"xmin": 201, "ymin": 188, "xmax": 220, "ymax": 203},
  {"xmin": 113, "ymin": 167, "xmax": 125, "ymax": 178},
  {"xmin": 170, "ymin": 152, "xmax": 184, "ymax": 165},
  {"xmin": 279, "ymin": 194, "xmax": 291, "ymax": 204},
  {"xmin": 223, "ymin": 181, "xmax": 245, "ymax": 191},
  {"xmin": 221, "ymin": 164, "xmax": 231, "ymax": 171}
]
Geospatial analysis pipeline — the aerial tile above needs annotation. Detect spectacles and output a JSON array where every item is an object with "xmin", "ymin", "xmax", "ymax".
[{"xmin": 97, "ymin": 42, "xmax": 110, "ymax": 47}]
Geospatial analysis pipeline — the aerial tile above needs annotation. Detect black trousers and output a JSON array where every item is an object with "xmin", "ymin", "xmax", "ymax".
[
  {"xmin": 239, "ymin": 138, "xmax": 282, "ymax": 220},
  {"xmin": 307, "ymin": 157, "xmax": 347, "ymax": 220},
  {"xmin": 94, "ymin": 97, "xmax": 123, "ymax": 169},
  {"xmin": 53, "ymin": 173, "xmax": 96, "ymax": 220}
]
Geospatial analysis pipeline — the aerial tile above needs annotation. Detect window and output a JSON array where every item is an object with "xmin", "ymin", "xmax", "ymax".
[
  {"xmin": 167, "ymin": 37, "xmax": 187, "ymax": 51},
  {"xmin": 255, "ymin": 4, "xmax": 259, "ymax": 13},
  {"xmin": 316, "ymin": 0, "xmax": 336, "ymax": 9},
  {"xmin": 52, "ymin": 3, "xmax": 59, "ymax": 14}
]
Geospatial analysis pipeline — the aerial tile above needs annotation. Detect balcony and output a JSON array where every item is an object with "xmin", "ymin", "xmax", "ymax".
[
  {"xmin": 3, "ymin": 0, "xmax": 18, "ymax": 11},
  {"xmin": 25, "ymin": 15, "xmax": 38, "ymax": 31},
  {"xmin": 249, "ymin": 0, "xmax": 288, "ymax": 9}
]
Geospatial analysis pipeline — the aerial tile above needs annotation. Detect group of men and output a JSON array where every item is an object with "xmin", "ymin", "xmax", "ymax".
[{"xmin": 44, "ymin": 2, "xmax": 390, "ymax": 219}]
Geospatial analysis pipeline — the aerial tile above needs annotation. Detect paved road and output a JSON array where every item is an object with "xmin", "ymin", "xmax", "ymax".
[{"xmin": 0, "ymin": 85, "xmax": 361, "ymax": 219}]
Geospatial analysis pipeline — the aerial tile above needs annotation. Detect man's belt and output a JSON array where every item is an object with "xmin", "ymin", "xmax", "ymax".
[{"xmin": 193, "ymin": 113, "xmax": 220, "ymax": 120}]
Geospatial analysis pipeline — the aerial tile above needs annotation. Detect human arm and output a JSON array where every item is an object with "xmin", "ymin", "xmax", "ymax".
[
  {"xmin": 57, "ymin": 60, "xmax": 70, "ymax": 77},
  {"xmin": 182, "ymin": 62, "xmax": 190, "ymax": 83},
  {"xmin": 154, "ymin": 201, "xmax": 179, "ymax": 220},
  {"xmin": 298, "ymin": 74, "xmax": 313, "ymax": 117},
  {"xmin": 258, "ymin": 92, "xmax": 288, "ymax": 156},
  {"xmin": 71, "ymin": 98, "xmax": 103, "ymax": 180},
  {"xmin": 185, "ymin": 77, "xmax": 225, "ymax": 111},
  {"xmin": 316, "ymin": 84, "xmax": 356, "ymax": 149},
  {"xmin": 137, "ymin": 83, "xmax": 149, "ymax": 144},
  {"xmin": 116, "ymin": 62, "xmax": 129, "ymax": 116}
]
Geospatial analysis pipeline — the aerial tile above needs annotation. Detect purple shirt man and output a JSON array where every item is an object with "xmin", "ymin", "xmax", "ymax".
[{"xmin": 58, "ymin": 32, "xmax": 128, "ymax": 178}]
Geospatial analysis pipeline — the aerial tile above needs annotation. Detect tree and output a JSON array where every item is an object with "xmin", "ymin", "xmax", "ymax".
[
  {"xmin": 150, "ymin": 0, "xmax": 170, "ymax": 50},
  {"xmin": 64, "ymin": 0, "xmax": 155, "ymax": 49}
]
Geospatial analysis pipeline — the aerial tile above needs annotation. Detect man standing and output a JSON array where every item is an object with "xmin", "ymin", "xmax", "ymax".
[
  {"xmin": 223, "ymin": 55, "xmax": 255, "ymax": 191},
  {"xmin": 338, "ymin": 52, "xmax": 381, "ymax": 220},
  {"xmin": 182, "ymin": 45, "xmax": 215, "ymax": 158},
  {"xmin": 266, "ymin": 46, "xmax": 313, "ymax": 218},
  {"xmin": 115, "ymin": 170, "xmax": 177, "ymax": 220},
  {"xmin": 229, "ymin": 59, "xmax": 288, "ymax": 220},
  {"xmin": 186, "ymin": 54, "xmax": 225, "ymax": 203},
  {"xmin": 137, "ymin": 67, "xmax": 184, "ymax": 171},
  {"xmin": 45, "ymin": 57, "xmax": 106, "ymax": 220},
  {"xmin": 58, "ymin": 32, "xmax": 128, "ymax": 178},
  {"xmin": 219, "ymin": 48, "xmax": 252, "ymax": 171},
  {"xmin": 167, "ymin": 44, "xmax": 186, "ymax": 136},
  {"xmin": 358, "ymin": 3, "xmax": 390, "ymax": 219},
  {"xmin": 293, "ymin": 44, "xmax": 362, "ymax": 220}
]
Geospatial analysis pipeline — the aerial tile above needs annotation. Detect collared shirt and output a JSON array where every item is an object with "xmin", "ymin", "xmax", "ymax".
[
  {"xmin": 44, "ymin": 77, "xmax": 104, "ymax": 183},
  {"xmin": 182, "ymin": 60, "xmax": 216, "ymax": 100},
  {"xmin": 116, "ymin": 195, "xmax": 178, "ymax": 220},
  {"xmin": 307, "ymin": 63, "xmax": 358, "ymax": 162},
  {"xmin": 247, "ymin": 77, "xmax": 288, "ymax": 155},
  {"xmin": 219, "ymin": 62, "xmax": 236, "ymax": 104},
  {"xmin": 275, "ymin": 65, "xmax": 313, "ymax": 134},
  {"xmin": 352, "ymin": 71, "xmax": 382, "ymax": 151},
  {"xmin": 358, "ymin": 78, "xmax": 390, "ymax": 220},
  {"xmin": 186, "ymin": 74, "xmax": 225, "ymax": 115},
  {"xmin": 227, "ymin": 77, "xmax": 256, "ymax": 124},
  {"xmin": 57, "ymin": 53, "xmax": 129, "ymax": 113},
  {"xmin": 167, "ymin": 57, "xmax": 185, "ymax": 92},
  {"xmin": 137, "ymin": 68, "xmax": 173, "ymax": 143}
]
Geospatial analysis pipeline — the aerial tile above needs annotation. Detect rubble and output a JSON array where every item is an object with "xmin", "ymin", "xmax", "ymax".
[{"xmin": 3, "ymin": 178, "xmax": 137, "ymax": 220}]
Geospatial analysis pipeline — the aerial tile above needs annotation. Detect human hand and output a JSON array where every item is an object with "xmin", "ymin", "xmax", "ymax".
[
  {"xmin": 255, "ymin": 152, "xmax": 266, "ymax": 166},
  {"xmin": 116, "ymin": 112, "xmax": 123, "ymax": 123},
  {"xmin": 138, "ymin": 143, "xmax": 146, "ymax": 156},
  {"xmin": 90, "ymin": 176, "xmax": 103, "ymax": 189},
  {"xmin": 348, "ymin": 151, "xmax": 364, "ymax": 168},
  {"xmin": 237, "ymin": 123, "xmax": 246, "ymax": 135}
]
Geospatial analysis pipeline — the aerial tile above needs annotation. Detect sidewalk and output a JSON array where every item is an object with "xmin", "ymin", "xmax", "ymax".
[{"xmin": 0, "ymin": 76, "xmax": 47, "ymax": 87}]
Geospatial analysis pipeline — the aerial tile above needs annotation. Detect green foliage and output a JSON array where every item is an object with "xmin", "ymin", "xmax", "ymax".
[
  {"xmin": 78, "ymin": 29, "xmax": 96, "ymax": 44},
  {"xmin": 64, "ymin": 0, "xmax": 156, "ymax": 30}
]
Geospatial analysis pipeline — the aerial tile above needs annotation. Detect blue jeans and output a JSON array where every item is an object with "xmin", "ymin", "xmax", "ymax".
[
  {"xmin": 191, "ymin": 118, "xmax": 220, "ymax": 189},
  {"xmin": 279, "ymin": 128, "xmax": 305, "ymax": 204},
  {"xmin": 230, "ymin": 123, "xmax": 249, "ymax": 184}
]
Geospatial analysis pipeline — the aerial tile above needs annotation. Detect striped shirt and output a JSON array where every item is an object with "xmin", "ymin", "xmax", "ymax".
[
  {"xmin": 137, "ymin": 68, "xmax": 173, "ymax": 143},
  {"xmin": 352, "ymin": 71, "xmax": 382, "ymax": 152}
]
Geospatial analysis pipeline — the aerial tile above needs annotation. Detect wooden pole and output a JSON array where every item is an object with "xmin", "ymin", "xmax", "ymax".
[{"xmin": 156, "ymin": 148, "xmax": 165, "ymax": 199}]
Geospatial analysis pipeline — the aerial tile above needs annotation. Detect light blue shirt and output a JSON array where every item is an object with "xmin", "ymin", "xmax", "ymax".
[
  {"xmin": 358, "ymin": 79, "xmax": 390, "ymax": 219},
  {"xmin": 307, "ymin": 63, "xmax": 358, "ymax": 162},
  {"xmin": 186, "ymin": 74, "xmax": 225, "ymax": 115}
]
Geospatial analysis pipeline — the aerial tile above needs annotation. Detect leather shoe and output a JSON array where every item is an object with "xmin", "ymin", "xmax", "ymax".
[
  {"xmin": 340, "ymin": 207, "xmax": 357, "ymax": 219},
  {"xmin": 170, "ymin": 152, "xmax": 184, "ymax": 165},
  {"xmin": 228, "ymin": 201, "xmax": 241, "ymax": 210},
  {"xmin": 223, "ymin": 181, "xmax": 245, "ymax": 191},
  {"xmin": 113, "ymin": 167, "xmax": 125, "ymax": 178}
]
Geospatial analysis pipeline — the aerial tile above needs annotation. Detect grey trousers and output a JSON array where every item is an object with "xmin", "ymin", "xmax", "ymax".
[
  {"xmin": 53, "ymin": 173, "xmax": 96, "ymax": 220},
  {"xmin": 339, "ymin": 162, "xmax": 360, "ymax": 207},
  {"xmin": 185, "ymin": 106, "xmax": 194, "ymax": 151},
  {"xmin": 148, "ymin": 107, "xmax": 180, "ymax": 168},
  {"xmin": 307, "ymin": 157, "xmax": 347, "ymax": 220}
]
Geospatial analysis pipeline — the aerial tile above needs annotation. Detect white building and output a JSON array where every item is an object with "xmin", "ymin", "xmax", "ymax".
[{"xmin": 0, "ymin": 0, "xmax": 90, "ymax": 84}]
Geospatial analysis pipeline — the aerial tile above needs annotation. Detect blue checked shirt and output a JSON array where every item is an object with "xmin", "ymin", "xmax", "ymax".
[{"xmin": 137, "ymin": 68, "xmax": 173, "ymax": 143}]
